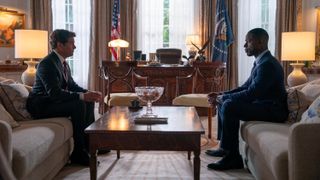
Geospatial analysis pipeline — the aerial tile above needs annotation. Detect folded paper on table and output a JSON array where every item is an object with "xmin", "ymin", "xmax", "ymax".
[{"xmin": 134, "ymin": 117, "xmax": 168, "ymax": 125}]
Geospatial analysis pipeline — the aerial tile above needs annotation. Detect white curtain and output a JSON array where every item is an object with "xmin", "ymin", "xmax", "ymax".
[
  {"xmin": 52, "ymin": 0, "xmax": 65, "ymax": 29},
  {"xmin": 52, "ymin": 0, "xmax": 91, "ymax": 88},
  {"xmin": 169, "ymin": 0, "xmax": 196, "ymax": 55},
  {"xmin": 237, "ymin": 0, "xmax": 276, "ymax": 85},
  {"xmin": 137, "ymin": 0, "xmax": 198, "ymax": 58},
  {"xmin": 137, "ymin": 0, "xmax": 164, "ymax": 57},
  {"xmin": 72, "ymin": 1, "xmax": 91, "ymax": 88}
]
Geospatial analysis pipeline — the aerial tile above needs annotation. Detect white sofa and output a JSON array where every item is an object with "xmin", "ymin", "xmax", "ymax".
[
  {"xmin": 0, "ymin": 77, "xmax": 73, "ymax": 180},
  {"xmin": 240, "ymin": 79, "xmax": 320, "ymax": 180}
]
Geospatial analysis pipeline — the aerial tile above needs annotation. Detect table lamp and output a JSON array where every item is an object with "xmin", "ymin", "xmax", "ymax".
[
  {"xmin": 15, "ymin": 30, "xmax": 48, "ymax": 86},
  {"xmin": 281, "ymin": 32, "xmax": 315, "ymax": 87},
  {"xmin": 108, "ymin": 38, "xmax": 129, "ymax": 61},
  {"xmin": 185, "ymin": 34, "xmax": 200, "ymax": 58}
]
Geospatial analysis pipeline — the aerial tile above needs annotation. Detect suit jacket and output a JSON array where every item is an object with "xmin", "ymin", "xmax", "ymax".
[
  {"xmin": 29, "ymin": 52, "xmax": 87, "ymax": 103},
  {"xmin": 222, "ymin": 51, "xmax": 287, "ymax": 107}
]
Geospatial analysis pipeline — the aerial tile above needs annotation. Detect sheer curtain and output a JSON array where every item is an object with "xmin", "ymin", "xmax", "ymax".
[
  {"xmin": 72, "ymin": 1, "xmax": 91, "ymax": 88},
  {"xmin": 137, "ymin": 0, "xmax": 198, "ymax": 57},
  {"xmin": 169, "ymin": 0, "xmax": 197, "ymax": 55},
  {"xmin": 52, "ymin": 0, "xmax": 65, "ymax": 28},
  {"xmin": 137, "ymin": 0, "xmax": 164, "ymax": 56},
  {"xmin": 237, "ymin": 0, "xmax": 276, "ymax": 85},
  {"xmin": 52, "ymin": 0, "xmax": 91, "ymax": 88}
]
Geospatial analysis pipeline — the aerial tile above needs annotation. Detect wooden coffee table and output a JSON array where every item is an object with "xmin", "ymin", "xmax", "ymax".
[{"xmin": 85, "ymin": 106, "xmax": 205, "ymax": 180}]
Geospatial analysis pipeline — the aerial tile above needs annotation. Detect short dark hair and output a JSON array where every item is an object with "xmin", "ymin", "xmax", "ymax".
[
  {"xmin": 50, "ymin": 29, "xmax": 76, "ymax": 49},
  {"xmin": 248, "ymin": 28, "xmax": 269, "ymax": 42}
]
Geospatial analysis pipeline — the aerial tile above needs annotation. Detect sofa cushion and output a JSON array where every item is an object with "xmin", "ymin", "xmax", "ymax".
[
  {"xmin": 11, "ymin": 117, "xmax": 72, "ymax": 179},
  {"xmin": 0, "ymin": 77, "xmax": 16, "ymax": 84},
  {"xmin": 286, "ymin": 88, "xmax": 311, "ymax": 123},
  {"xmin": 172, "ymin": 94, "xmax": 210, "ymax": 107},
  {"xmin": 106, "ymin": 93, "xmax": 139, "ymax": 106},
  {"xmin": 0, "ymin": 83, "xmax": 32, "ymax": 121},
  {"xmin": 300, "ymin": 95, "xmax": 320, "ymax": 123},
  {"xmin": 300, "ymin": 84, "xmax": 320, "ymax": 102},
  {"xmin": 241, "ymin": 121, "xmax": 290, "ymax": 180},
  {"xmin": 0, "ymin": 103, "xmax": 19, "ymax": 128}
]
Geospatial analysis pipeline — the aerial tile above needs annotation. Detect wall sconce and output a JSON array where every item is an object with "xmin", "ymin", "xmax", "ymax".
[
  {"xmin": 108, "ymin": 38, "xmax": 129, "ymax": 61},
  {"xmin": 14, "ymin": 30, "xmax": 48, "ymax": 86},
  {"xmin": 281, "ymin": 31, "xmax": 315, "ymax": 87}
]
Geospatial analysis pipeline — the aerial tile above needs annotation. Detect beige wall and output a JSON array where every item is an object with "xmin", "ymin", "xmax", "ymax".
[
  {"xmin": 0, "ymin": 0, "xmax": 30, "ymax": 61},
  {"xmin": 302, "ymin": 0, "xmax": 320, "ymax": 45}
]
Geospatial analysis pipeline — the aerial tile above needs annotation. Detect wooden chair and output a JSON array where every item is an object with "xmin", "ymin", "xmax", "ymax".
[
  {"xmin": 99, "ymin": 61, "xmax": 148, "ymax": 113},
  {"xmin": 156, "ymin": 48, "xmax": 182, "ymax": 64},
  {"xmin": 172, "ymin": 62, "xmax": 225, "ymax": 139}
]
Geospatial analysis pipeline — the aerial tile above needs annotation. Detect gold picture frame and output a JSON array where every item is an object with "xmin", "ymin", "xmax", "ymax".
[{"xmin": 0, "ymin": 8, "xmax": 25, "ymax": 47}]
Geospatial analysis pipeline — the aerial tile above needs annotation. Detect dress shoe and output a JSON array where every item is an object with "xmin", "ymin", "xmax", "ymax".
[
  {"xmin": 70, "ymin": 150, "xmax": 90, "ymax": 166},
  {"xmin": 207, "ymin": 153, "xmax": 243, "ymax": 170},
  {"xmin": 205, "ymin": 148, "xmax": 226, "ymax": 157}
]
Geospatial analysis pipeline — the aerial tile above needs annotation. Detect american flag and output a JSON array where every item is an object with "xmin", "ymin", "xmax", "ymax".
[
  {"xmin": 211, "ymin": 0, "xmax": 234, "ymax": 63},
  {"xmin": 111, "ymin": 0, "xmax": 121, "ymax": 60}
]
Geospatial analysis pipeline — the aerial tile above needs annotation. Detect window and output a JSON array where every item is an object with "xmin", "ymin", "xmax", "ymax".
[
  {"xmin": 137, "ymin": 0, "xmax": 199, "ymax": 58},
  {"xmin": 237, "ymin": 0, "xmax": 276, "ymax": 85},
  {"xmin": 52, "ymin": 0, "xmax": 91, "ymax": 88},
  {"xmin": 163, "ymin": 0, "xmax": 170, "ymax": 47}
]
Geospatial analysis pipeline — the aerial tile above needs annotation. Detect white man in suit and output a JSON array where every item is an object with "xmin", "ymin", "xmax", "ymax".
[
  {"xmin": 206, "ymin": 28, "xmax": 288, "ymax": 170},
  {"xmin": 27, "ymin": 29, "xmax": 102, "ymax": 166}
]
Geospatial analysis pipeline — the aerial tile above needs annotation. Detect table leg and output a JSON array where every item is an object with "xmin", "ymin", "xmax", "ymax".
[
  {"xmin": 117, "ymin": 150, "xmax": 120, "ymax": 159},
  {"xmin": 193, "ymin": 150, "xmax": 200, "ymax": 180},
  {"xmin": 208, "ymin": 107, "xmax": 212, "ymax": 139},
  {"xmin": 89, "ymin": 149, "xmax": 97, "ymax": 180}
]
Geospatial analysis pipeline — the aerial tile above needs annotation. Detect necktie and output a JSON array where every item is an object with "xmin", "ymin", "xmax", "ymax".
[{"xmin": 63, "ymin": 61, "xmax": 68, "ymax": 82}]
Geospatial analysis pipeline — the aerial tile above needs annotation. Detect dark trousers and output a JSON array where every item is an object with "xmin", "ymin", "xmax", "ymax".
[
  {"xmin": 216, "ymin": 99, "xmax": 287, "ymax": 154},
  {"xmin": 27, "ymin": 98, "xmax": 95, "ymax": 152}
]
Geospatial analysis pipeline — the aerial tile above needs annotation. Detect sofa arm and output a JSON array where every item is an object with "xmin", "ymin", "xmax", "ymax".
[
  {"xmin": 0, "ymin": 120, "xmax": 13, "ymax": 164},
  {"xmin": 289, "ymin": 122, "xmax": 320, "ymax": 180}
]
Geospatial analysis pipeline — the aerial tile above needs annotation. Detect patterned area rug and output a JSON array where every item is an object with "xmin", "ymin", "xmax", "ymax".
[{"xmin": 54, "ymin": 117, "xmax": 254, "ymax": 180}]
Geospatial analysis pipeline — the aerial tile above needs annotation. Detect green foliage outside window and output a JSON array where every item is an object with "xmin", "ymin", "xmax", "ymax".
[{"xmin": 163, "ymin": 0, "xmax": 169, "ymax": 47}]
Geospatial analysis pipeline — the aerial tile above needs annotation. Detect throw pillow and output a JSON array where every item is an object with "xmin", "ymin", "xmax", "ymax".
[
  {"xmin": 300, "ymin": 96, "xmax": 320, "ymax": 123},
  {"xmin": 0, "ymin": 83, "xmax": 32, "ymax": 121},
  {"xmin": 0, "ymin": 77, "xmax": 15, "ymax": 85},
  {"xmin": 300, "ymin": 84, "xmax": 320, "ymax": 102},
  {"xmin": 0, "ymin": 103, "xmax": 19, "ymax": 128},
  {"xmin": 286, "ymin": 88, "xmax": 312, "ymax": 123}
]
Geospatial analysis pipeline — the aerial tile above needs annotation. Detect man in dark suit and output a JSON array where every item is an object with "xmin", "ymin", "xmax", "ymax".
[
  {"xmin": 206, "ymin": 28, "xmax": 288, "ymax": 170},
  {"xmin": 27, "ymin": 29, "xmax": 102, "ymax": 166}
]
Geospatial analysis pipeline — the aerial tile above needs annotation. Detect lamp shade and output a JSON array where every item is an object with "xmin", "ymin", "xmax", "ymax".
[
  {"xmin": 108, "ymin": 39, "xmax": 129, "ymax": 48},
  {"xmin": 281, "ymin": 32, "xmax": 315, "ymax": 61},
  {"xmin": 185, "ymin": 34, "xmax": 200, "ymax": 46},
  {"xmin": 14, "ymin": 30, "xmax": 48, "ymax": 59}
]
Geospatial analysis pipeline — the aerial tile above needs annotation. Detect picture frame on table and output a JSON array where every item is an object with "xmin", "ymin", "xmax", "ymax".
[{"xmin": 0, "ymin": 8, "xmax": 25, "ymax": 47}]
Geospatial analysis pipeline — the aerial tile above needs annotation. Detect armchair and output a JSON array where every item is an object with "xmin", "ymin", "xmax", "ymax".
[
  {"xmin": 172, "ymin": 62, "xmax": 225, "ymax": 138},
  {"xmin": 99, "ymin": 61, "xmax": 148, "ymax": 113}
]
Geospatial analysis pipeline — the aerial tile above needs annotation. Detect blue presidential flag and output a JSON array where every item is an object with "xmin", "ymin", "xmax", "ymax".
[{"xmin": 211, "ymin": 0, "xmax": 234, "ymax": 63}]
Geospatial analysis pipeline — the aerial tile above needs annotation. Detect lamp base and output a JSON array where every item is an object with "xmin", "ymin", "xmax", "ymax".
[
  {"xmin": 21, "ymin": 60, "xmax": 39, "ymax": 86},
  {"xmin": 287, "ymin": 63, "xmax": 308, "ymax": 87}
]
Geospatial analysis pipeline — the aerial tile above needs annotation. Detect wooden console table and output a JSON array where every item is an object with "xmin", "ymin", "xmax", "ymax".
[{"xmin": 0, "ymin": 64, "xmax": 27, "ymax": 83}]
